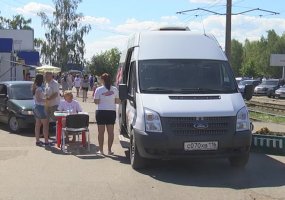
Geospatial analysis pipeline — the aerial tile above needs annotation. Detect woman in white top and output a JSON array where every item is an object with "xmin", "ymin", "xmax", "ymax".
[
  {"xmin": 74, "ymin": 75, "xmax": 81, "ymax": 97},
  {"xmin": 32, "ymin": 74, "xmax": 49, "ymax": 146},
  {"xmin": 81, "ymin": 75, "xmax": 89, "ymax": 102},
  {"xmin": 94, "ymin": 73, "xmax": 120, "ymax": 155}
]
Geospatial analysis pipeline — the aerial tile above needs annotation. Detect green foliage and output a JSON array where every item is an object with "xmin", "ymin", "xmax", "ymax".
[
  {"xmin": 250, "ymin": 111, "xmax": 285, "ymax": 124},
  {"xmin": 88, "ymin": 48, "xmax": 121, "ymax": 80},
  {"xmin": 231, "ymin": 39, "xmax": 243, "ymax": 76},
  {"xmin": 0, "ymin": 14, "xmax": 32, "ymax": 30},
  {"xmin": 38, "ymin": 0, "xmax": 91, "ymax": 70},
  {"xmin": 232, "ymin": 30, "xmax": 285, "ymax": 78},
  {"xmin": 240, "ymin": 60, "xmax": 258, "ymax": 77}
]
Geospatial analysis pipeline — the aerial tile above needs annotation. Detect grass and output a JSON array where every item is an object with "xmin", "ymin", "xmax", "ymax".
[{"xmin": 249, "ymin": 111, "xmax": 285, "ymax": 124}]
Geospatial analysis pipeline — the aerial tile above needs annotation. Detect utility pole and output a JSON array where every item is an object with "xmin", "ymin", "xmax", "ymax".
[{"xmin": 225, "ymin": 0, "xmax": 232, "ymax": 63}]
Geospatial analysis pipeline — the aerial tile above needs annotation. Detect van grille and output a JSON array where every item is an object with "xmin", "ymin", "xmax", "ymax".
[{"xmin": 161, "ymin": 117, "xmax": 234, "ymax": 136}]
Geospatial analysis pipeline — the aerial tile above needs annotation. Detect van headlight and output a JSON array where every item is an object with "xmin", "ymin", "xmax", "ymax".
[
  {"xmin": 236, "ymin": 107, "xmax": 250, "ymax": 132},
  {"xmin": 144, "ymin": 108, "xmax": 162, "ymax": 132}
]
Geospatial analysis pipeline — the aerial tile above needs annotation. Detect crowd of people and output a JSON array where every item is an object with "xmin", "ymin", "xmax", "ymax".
[
  {"xmin": 59, "ymin": 73, "xmax": 98, "ymax": 97},
  {"xmin": 32, "ymin": 72, "xmax": 119, "ymax": 155}
]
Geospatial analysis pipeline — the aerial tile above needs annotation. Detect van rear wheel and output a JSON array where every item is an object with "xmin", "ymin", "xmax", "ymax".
[
  {"xmin": 130, "ymin": 133, "xmax": 146, "ymax": 170},
  {"xmin": 229, "ymin": 153, "xmax": 249, "ymax": 168}
]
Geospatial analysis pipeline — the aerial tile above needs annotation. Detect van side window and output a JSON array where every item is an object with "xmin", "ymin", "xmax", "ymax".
[
  {"xmin": 128, "ymin": 62, "xmax": 137, "ymax": 97},
  {"xmin": 222, "ymin": 65, "xmax": 230, "ymax": 83}
]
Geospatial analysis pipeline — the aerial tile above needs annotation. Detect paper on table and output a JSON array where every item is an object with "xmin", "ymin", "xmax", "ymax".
[{"xmin": 78, "ymin": 112, "xmax": 88, "ymax": 115}]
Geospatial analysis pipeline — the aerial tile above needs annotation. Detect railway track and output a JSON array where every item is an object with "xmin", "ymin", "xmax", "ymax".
[{"xmin": 246, "ymin": 100, "xmax": 285, "ymax": 117}]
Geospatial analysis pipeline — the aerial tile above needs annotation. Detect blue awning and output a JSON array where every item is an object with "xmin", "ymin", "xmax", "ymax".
[
  {"xmin": 17, "ymin": 51, "xmax": 40, "ymax": 66},
  {"xmin": 0, "ymin": 38, "xmax": 13, "ymax": 52}
]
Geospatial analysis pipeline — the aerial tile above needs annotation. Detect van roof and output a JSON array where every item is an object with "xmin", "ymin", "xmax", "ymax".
[{"xmin": 134, "ymin": 31, "xmax": 227, "ymax": 61}]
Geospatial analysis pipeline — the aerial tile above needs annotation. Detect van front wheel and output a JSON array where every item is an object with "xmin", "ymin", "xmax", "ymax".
[
  {"xmin": 229, "ymin": 153, "xmax": 249, "ymax": 168},
  {"xmin": 130, "ymin": 133, "xmax": 146, "ymax": 170}
]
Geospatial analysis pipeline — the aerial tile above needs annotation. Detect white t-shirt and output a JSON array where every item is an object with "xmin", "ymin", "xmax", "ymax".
[
  {"xmin": 45, "ymin": 79, "xmax": 60, "ymax": 107},
  {"xmin": 94, "ymin": 86, "xmax": 119, "ymax": 111},
  {"xmin": 74, "ymin": 77, "xmax": 81, "ymax": 88},
  {"xmin": 58, "ymin": 99, "xmax": 82, "ymax": 114}
]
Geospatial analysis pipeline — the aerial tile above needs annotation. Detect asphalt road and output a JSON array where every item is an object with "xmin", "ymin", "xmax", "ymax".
[{"xmin": 0, "ymin": 93, "xmax": 285, "ymax": 200}]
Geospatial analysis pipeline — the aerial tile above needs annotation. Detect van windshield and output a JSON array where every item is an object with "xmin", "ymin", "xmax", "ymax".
[{"xmin": 138, "ymin": 59, "xmax": 238, "ymax": 94}]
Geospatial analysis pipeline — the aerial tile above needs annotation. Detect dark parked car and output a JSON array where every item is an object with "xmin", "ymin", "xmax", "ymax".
[
  {"xmin": 254, "ymin": 79, "xmax": 282, "ymax": 97},
  {"xmin": 0, "ymin": 81, "xmax": 35, "ymax": 132},
  {"xmin": 238, "ymin": 80, "xmax": 261, "ymax": 94}
]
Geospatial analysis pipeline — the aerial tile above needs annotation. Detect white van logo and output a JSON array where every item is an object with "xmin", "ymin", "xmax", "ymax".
[{"xmin": 193, "ymin": 121, "xmax": 208, "ymax": 129}]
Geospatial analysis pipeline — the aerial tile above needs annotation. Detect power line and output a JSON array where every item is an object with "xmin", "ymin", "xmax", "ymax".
[
  {"xmin": 177, "ymin": 7, "xmax": 279, "ymax": 16},
  {"xmin": 233, "ymin": 8, "xmax": 279, "ymax": 15},
  {"xmin": 177, "ymin": 8, "xmax": 224, "ymax": 15},
  {"xmin": 177, "ymin": 2, "xmax": 279, "ymax": 63}
]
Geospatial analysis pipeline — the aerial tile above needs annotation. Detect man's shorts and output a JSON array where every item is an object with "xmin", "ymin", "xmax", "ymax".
[{"xmin": 46, "ymin": 105, "xmax": 58, "ymax": 122}]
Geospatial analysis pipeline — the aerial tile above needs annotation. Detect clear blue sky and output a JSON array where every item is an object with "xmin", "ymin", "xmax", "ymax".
[{"xmin": 1, "ymin": 0, "xmax": 285, "ymax": 60}]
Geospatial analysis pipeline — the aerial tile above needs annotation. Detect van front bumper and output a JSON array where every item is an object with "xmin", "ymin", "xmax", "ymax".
[{"xmin": 133, "ymin": 128, "xmax": 252, "ymax": 159}]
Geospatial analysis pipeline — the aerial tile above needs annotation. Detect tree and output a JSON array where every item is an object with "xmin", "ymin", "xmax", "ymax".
[
  {"xmin": 8, "ymin": 15, "xmax": 32, "ymax": 29},
  {"xmin": 231, "ymin": 39, "xmax": 243, "ymax": 76},
  {"xmin": 0, "ymin": 13, "xmax": 8, "ymax": 29},
  {"xmin": 239, "ymin": 30, "xmax": 285, "ymax": 78},
  {"xmin": 88, "ymin": 48, "xmax": 121, "ymax": 80},
  {"xmin": 38, "ymin": 0, "xmax": 91, "ymax": 70},
  {"xmin": 240, "ymin": 60, "xmax": 258, "ymax": 77},
  {"xmin": 0, "ymin": 13, "xmax": 32, "ymax": 30},
  {"xmin": 265, "ymin": 30, "xmax": 283, "ymax": 77}
]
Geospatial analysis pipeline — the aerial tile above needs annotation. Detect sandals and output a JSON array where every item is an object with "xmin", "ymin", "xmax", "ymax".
[
  {"xmin": 36, "ymin": 141, "xmax": 53, "ymax": 147},
  {"xmin": 36, "ymin": 141, "xmax": 43, "ymax": 147},
  {"xmin": 96, "ymin": 150, "xmax": 114, "ymax": 156},
  {"xmin": 44, "ymin": 142, "xmax": 53, "ymax": 146},
  {"xmin": 97, "ymin": 150, "xmax": 105, "ymax": 156}
]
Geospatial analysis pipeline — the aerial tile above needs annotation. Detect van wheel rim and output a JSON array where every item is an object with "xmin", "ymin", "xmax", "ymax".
[{"xmin": 9, "ymin": 116, "xmax": 19, "ymax": 131}]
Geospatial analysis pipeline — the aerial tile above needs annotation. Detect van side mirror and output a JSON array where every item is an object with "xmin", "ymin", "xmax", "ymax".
[
  {"xmin": 243, "ymin": 85, "xmax": 254, "ymax": 101},
  {"xmin": 119, "ymin": 84, "xmax": 128, "ymax": 100}
]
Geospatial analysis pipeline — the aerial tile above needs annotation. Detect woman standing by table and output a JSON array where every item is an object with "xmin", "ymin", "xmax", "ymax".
[
  {"xmin": 32, "ymin": 74, "xmax": 49, "ymax": 146},
  {"xmin": 94, "ymin": 73, "xmax": 120, "ymax": 155}
]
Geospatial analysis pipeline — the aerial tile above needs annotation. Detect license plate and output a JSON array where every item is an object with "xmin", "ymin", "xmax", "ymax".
[{"xmin": 184, "ymin": 141, "xmax": 218, "ymax": 151}]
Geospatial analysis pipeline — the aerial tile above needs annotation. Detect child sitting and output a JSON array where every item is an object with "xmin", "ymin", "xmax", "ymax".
[{"xmin": 58, "ymin": 90, "xmax": 82, "ymax": 142}]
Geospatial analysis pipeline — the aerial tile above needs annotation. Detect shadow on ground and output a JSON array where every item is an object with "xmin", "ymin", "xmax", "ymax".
[
  {"xmin": 45, "ymin": 142, "xmax": 130, "ymax": 165},
  {"xmin": 138, "ymin": 153, "xmax": 285, "ymax": 189},
  {"xmin": 0, "ymin": 123, "xmax": 56, "ymax": 138}
]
